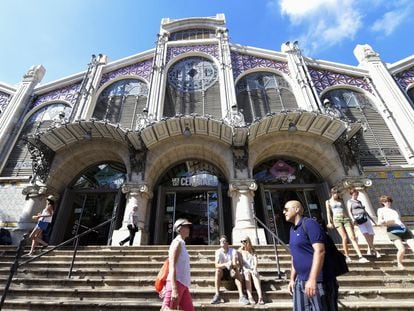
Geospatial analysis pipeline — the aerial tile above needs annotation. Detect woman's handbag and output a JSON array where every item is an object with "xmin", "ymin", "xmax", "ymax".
[
  {"xmin": 388, "ymin": 225, "xmax": 407, "ymax": 235},
  {"xmin": 354, "ymin": 212, "xmax": 368, "ymax": 225}
]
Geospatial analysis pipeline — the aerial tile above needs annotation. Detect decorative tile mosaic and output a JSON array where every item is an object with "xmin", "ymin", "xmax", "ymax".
[
  {"xmin": 99, "ymin": 59, "xmax": 153, "ymax": 88},
  {"xmin": 231, "ymin": 52, "xmax": 289, "ymax": 79},
  {"xmin": 30, "ymin": 83, "xmax": 81, "ymax": 110},
  {"xmin": 166, "ymin": 44, "xmax": 219, "ymax": 63},
  {"xmin": 0, "ymin": 91, "xmax": 12, "ymax": 116},
  {"xmin": 366, "ymin": 171, "xmax": 414, "ymax": 216},
  {"xmin": 394, "ymin": 66, "xmax": 414, "ymax": 90},
  {"xmin": 308, "ymin": 67, "xmax": 372, "ymax": 95}
]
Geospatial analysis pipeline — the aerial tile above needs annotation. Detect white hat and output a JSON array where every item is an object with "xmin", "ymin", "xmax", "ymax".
[
  {"xmin": 173, "ymin": 218, "xmax": 192, "ymax": 233},
  {"xmin": 47, "ymin": 195, "xmax": 56, "ymax": 202}
]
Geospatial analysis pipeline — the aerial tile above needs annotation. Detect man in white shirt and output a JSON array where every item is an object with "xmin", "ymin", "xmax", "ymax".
[{"xmin": 210, "ymin": 235, "xmax": 249, "ymax": 305}]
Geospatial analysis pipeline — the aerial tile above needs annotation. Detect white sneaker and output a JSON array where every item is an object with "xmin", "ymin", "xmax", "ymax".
[
  {"xmin": 346, "ymin": 256, "xmax": 352, "ymax": 263},
  {"xmin": 375, "ymin": 251, "xmax": 382, "ymax": 258},
  {"xmin": 358, "ymin": 257, "xmax": 369, "ymax": 263}
]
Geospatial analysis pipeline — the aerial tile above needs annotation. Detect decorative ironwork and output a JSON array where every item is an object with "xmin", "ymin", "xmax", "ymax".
[
  {"xmin": 168, "ymin": 57, "xmax": 218, "ymax": 92},
  {"xmin": 166, "ymin": 45, "xmax": 219, "ymax": 63},
  {"xmin": 24, "ymin": 135, "xmax": 55, "ymax": 183},
  {"xmin": 224, "ymin": 105, "xmax": 246, "ymax": 127},
  {"xmin": 308, "ymin": 67, "xmax": 372, "ymax": 95},
  {"xmin": 135, "ymin": 109, "xmax": 154, "ymax": 130},
  {"xmin": 30, "ymin": 83, "xmax": 80, "ymax": 110},
  {"xmin": 99, "ymin": 59, "xmax": 153, "ymax": 88},
  {"xmin": 394, "ymin": 66, "xmax": 414, "ymax": 90},
  {"xmin": 231, "ymin": 52, "xmax": 289, "ymax": 80}
]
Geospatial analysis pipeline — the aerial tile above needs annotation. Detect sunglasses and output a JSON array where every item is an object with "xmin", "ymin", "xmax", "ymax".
[{"xmin": 241, "ymin": 240, "xmax": 247, "ymax": 243}]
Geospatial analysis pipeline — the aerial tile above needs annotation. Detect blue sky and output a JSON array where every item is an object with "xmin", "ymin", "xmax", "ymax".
[{"xmin": 1, "ymin": 0, "xmax": 413, "ymax": 85}]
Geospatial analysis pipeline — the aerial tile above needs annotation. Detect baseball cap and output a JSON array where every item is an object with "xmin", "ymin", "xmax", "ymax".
[{"xmin": 173, "ymin": 218, "xmax": 192, "ymax": 233}]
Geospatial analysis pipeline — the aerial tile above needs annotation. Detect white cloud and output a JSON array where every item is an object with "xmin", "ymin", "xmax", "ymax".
[
  {"xmin": 271, "ymin": 0, "xmax": 362, "ymax": 54},
  {"xmin": 371, "ymin": 8, "xmax": 410, "ymax": 36}
]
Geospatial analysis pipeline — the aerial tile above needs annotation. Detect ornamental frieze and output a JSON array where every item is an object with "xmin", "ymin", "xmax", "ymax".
[
  {"xmin": 30, "ymin": 83, "xmax": 81, "ymax": 109},
  {"xmin": 0, "ymin": 91, "xmax": 12, "ymax": 116},
  {"xmin": 99, "ymin": 59, "xmax": 153, "ymax": 88},
  {"xmin": 230, "ymin": 52, "xmax": 289, "ymax": 79},
  {"xmin": 308, "ymin": 67, "xmax": 372, "ymax": 95},
  {"xmin": 166, "ymin": 44, "xmax": 220, "ymax": 63},
  {"xmin": 394, "ymin": 66, "xmax": 414, "ymax": 90}
]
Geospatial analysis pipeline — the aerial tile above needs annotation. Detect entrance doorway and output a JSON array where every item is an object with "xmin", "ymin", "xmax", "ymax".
[
  {"xmin": 259, "ymin": 186, "xmax": 326, "ymax": 244},
  {"xmin": 50, "ymin": 162, "xmax": 126, "ymax": 245},
  {"xmin": 151, "ymin": 160, "xmax": 229, "ymax": 245},
  {"xmin": 253, "ymin": 158, "xmax": 329, "ymax": 244},
  {"xmin": 160, "ymin": 190, "xmax": 219, "ymax": 245}
]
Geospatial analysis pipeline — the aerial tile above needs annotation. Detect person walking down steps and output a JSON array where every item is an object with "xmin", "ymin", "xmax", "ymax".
[{"xmin": 119, "ymin": 206, "xmax": 139, "ymax": 246}]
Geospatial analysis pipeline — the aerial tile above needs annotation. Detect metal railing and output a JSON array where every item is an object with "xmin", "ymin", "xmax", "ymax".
[
  {"xmin": 253, "ymin": 215, "xmax": 290, "ymax": 279},
  {"xmin": 0, "ymin": 217, "xmax": 115, "ymax": 309}
]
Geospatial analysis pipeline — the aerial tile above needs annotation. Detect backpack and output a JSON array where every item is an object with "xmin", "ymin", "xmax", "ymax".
[
  {"xmin": 154, "ymin": 258, "xmax": 169, "ymax": 293},
  {"xmin": 302, "ymin": 217, "xmax": 349, "ymax": 278}
]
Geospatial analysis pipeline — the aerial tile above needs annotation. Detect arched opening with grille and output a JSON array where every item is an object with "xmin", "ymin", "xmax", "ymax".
[
  {"xmin": 235, "ymin": 71, "xmax": 297, "ymax": 124},
  {"xmin": 93, "ymin": 79, "xmax": 148, "ymax": 129},
  {"xmin": 163, "ymin": 56, "xmax": 221, "ymax": 118},
  {"xmin": 322, "ymin": 88, "xmax": 406, "ymax": 166}
]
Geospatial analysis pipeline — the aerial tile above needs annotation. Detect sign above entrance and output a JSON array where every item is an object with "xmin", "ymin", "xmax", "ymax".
[{"xmin": 171, "ymin": 174, "xmax": 218, "ymax": 187}]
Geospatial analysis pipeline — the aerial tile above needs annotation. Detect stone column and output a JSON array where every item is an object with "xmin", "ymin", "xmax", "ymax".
[
  {"xmin": 0, "ymin": 65, "xmax": 45, "ymax": 172},
  {"xmin": 281, "ymin": 42, "xmax": 321, "ymax": 112},
  {"xmin": 111, "ymin": 183, "xmax": 152, "ymax": 245},
  {"xmin": 228, "ymin": 180, "xmax": 266, "ymax": 245}
]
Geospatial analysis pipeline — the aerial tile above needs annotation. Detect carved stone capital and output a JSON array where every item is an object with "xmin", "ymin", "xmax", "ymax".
[
  {"xmin": 22, "ymin": 184, "xmax": 48, "ymax": 198},
  {"xmin": 23, "ymin": 65, "xmax": 46, "ymax": 83},
  {"xmin": 341, "ymin": 177, "xmax": 372, "ymax": 190},
  {"xmin": 122, "ymin": 183, "xmax": 153, "ymax": 199},
  {"xmin": 229, "ymin": 180, "xmax": 257, "ymax": 193},
  {"xmin": 354, "ymin": 44, "xmax": 380, "ymax": 63}
]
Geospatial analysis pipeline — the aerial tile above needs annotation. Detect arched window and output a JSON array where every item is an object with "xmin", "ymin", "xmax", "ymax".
[
  {"xmin": 163, "ymin": 57, "xmax": 220, "ymax": 118},
  {"xmin": 93, "ymin": 79, "xmax": 148, "ymax": 129},
  {"xmin": 169, "ymin": 28, "xmax": 216, "ymax": 41},
  {"xmin": 322, "ymin": 89, "xmax": 406, "ymax": 166},
  {"xmin": 1, "ymin": 103, "xmax": 69, "ymax": 177},
  {"xmin": 236, "ymin": 72, "xmax": 297, "ymax": 124}
]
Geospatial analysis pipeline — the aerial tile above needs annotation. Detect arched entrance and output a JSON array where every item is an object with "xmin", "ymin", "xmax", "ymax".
[
  {"xmin": 50, "ymin": 162, "xmax": 127, "ymax": 245},
  {"xmin": 151, "ymin": 160, "xmax": 230, "ymax": 245},
  {"xmin": 253, "ymin": 158, "xmax": 329, "ymax": 244}
]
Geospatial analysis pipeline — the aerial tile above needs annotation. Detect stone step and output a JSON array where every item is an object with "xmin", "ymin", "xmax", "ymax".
[
  {"xmin": 5, "ymin": 274, "xmax": 414, "ymax": 289},
  {"xmin": 3, "ymin": 299, "xmax": 414, "ymax": 311}
]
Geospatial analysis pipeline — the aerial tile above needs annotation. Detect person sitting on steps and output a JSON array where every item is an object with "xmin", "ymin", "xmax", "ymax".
[{"xmin": 210, "ymin": 235, "xmax": 249, "ymax": 305}]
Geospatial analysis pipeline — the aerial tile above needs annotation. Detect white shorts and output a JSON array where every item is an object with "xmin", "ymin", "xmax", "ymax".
[{"xmin": 357, "ymin": 220, "xmax": 375, "ymax": 235}]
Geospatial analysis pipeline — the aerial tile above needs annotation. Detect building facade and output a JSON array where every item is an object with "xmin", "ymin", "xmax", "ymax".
[{"xmin": 1, "ymin": 14, "xmax": 413, "ymax": 246}]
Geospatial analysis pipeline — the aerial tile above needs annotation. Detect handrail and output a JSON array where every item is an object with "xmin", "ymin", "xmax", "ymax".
[
  {"xmin": 0, "ymin": 217, "xmax": 116, "ymax": 309},
  {"xmin": 253, "ymin": 215, "xmax": 290, "ymax": 280},
  {"xmin": 19, "ymin": 217, "xmax": 115, "ymax": 267},
  {"xmin": 0, "ymin": 234, "xmax": 27, "ymax": 310}
]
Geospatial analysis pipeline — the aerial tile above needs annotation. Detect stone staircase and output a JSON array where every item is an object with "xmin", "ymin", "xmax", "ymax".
[{"xmin": 0, "ymin": 243, "xmax": 413, "ymax": 310}]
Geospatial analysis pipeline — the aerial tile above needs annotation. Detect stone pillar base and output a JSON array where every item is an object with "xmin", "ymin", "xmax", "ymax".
[
  {"xmin": 111, "ymin": 228, "xmax": 146, "ymax": 246},
  {"xmin": 232, "ymin": 226, "xmax": 267, "ymax": 246}
]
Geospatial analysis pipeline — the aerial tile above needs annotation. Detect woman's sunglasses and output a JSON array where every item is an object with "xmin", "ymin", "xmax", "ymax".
[{"xmin": 241, "ymin": 240, "xmax": 247, "ymax": 243}]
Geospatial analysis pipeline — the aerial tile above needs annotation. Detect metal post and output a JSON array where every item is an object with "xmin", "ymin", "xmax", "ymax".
[
  {"xmin": 251, "ymin": 203, "xmax": 260, "ymax": 245},
  {"xmin": 0, "ymin": 234, "xmax": 27, "ymax": 309}
]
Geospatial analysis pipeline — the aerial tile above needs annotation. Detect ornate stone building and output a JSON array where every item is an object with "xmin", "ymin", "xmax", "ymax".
[{"xmin": 1, "ymin": 14, "xmax": 413, "ymax": 245}]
